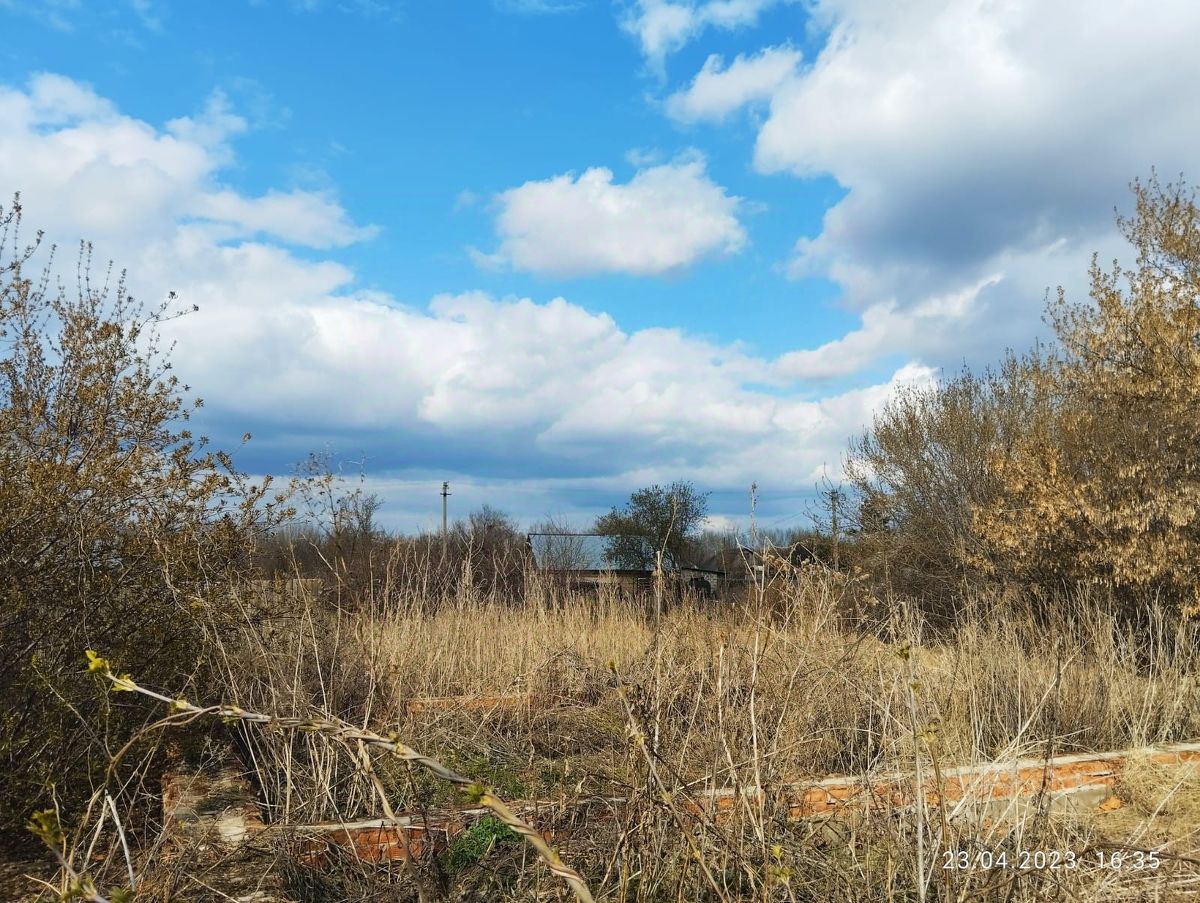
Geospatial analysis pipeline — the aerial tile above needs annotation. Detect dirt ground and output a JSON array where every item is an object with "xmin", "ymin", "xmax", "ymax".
[{"xmin": 0, "ymin": 857, "xmax": 56, "ymax": 901}]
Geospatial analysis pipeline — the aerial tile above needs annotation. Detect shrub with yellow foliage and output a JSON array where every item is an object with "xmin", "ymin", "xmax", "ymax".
[
  {"xmin": 847, "ymin": 175, "xmax": 1200, "ymax": 619},
  {"xmin": 972, "ymin": 176, "xmax": 1200, "ymax": 615}
]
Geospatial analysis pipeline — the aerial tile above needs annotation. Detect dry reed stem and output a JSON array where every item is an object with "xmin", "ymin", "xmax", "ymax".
[
  {"xmin": 84, "ymin": 652, "xmax": 596, "ymax": 903},
  {"xmin": 209, "ymin": 566, "xmax": 1200, "ymax": 900}
]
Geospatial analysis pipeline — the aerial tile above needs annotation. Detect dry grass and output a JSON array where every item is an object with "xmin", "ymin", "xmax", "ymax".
[
  {"xmin": 18, "ymin": 551, "xmax": 1198, "ymax": 901},
  {"xmin": 187, "ymin": 553, "xmax": 1200, "ymax": 902}
]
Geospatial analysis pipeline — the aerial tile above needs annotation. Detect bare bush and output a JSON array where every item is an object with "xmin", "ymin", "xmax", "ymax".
[
  {"xmin": 0, "ymin": 197, "xmax": 283, "ymax": 836},
  {"xmin": 845, "ymin": 352, "xmax": 1052, "ymax": 610}
]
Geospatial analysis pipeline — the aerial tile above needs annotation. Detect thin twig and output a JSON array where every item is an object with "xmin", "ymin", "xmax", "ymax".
[{"xmin": 85, "ymin": 651, "xmax": 595, "ymax": 903}]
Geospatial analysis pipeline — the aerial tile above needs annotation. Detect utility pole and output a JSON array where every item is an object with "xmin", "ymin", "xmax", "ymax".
[
  {"xmin": 441, "ymin": 481, "xmax": 451, "ymax": 538},
  {"xmin": 749, "ymin": 481, "xmax": 759, "ymax": 547},
  {"xmin": 830, "ymin": 487, "xmax": 840, "ymax": 571}
]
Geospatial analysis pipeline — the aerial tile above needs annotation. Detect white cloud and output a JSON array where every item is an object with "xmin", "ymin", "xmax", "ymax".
[
  {"xmin": 0, "ymin": 74, "xmax": 373, "ymax": 250},
  {"xmin": 666, "ymin": 45, "xmax": 800, "ymax": 122},
  {"xmin": 622, "ymin": 0, "xmax": 793, "ymax": 68},
  {"xmin": 721, "ymin": 0, "xmax": 1200, "ymax": 374},
  {"xmin": 453, "ymin": 189, "xmax": 481, "ymax": 211},
  {"xmin": 775, "ymin": 275, "xmax": 1000, "ymax": 379},
  {"xmin": 194, "ymin": 189, "xmax": 379, "ymax": 248},
  {"xmin": 701, "ymin": 513, "xmax": 738, "ymax": 532},
  {"xmin": 159, "ymin": 264, "xmax": 924, "ymax": 496},
  {"xmin": 0, "ymin": 71, "xmax": 930, "ymax": 530},
  {"xmin": 164, "ymin": 89, "xmax": 246, "ymax": 160},
  {"xmin": 484, "ymin": 156, "xmax": 747, "ymax": 277},
  {"xmin": 162, "ymin": 275, "xmax": 766, "ymax": 449},
  {"xmin": 624, "ymin": 147, "xmax": 664, "ymax": 167},
  {"xmin": 13, "ymin": 71, "xmax": 116, "ymax": 122}
]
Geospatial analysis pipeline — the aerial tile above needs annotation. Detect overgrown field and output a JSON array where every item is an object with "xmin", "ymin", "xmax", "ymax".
[{"xmin": 159, "ymin": 564, "xmax": 1200, "ymax": 902}]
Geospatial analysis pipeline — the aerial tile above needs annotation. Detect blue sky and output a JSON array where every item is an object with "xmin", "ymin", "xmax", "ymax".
[
  {"xmin": 2, "ymin": 0, "xmax": 846, "ymax": 353},
  {"xmin": 2, "ymin": 0, "xmax": 1198, "ymax": 532}
]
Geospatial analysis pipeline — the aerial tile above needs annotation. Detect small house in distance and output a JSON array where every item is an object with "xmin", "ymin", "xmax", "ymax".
[
  {"xmin": 527, "ymin": 533, "xmax": 724, "ymax": 596},
  {"xmin": 696, "ymin": 542, "xmax": 820, "ymax": 582}
]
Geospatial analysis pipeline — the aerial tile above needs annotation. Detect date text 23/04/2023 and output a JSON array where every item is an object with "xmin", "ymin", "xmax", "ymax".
[{"xmin": 942, "ymin": 849, "xmax": 1161, "ymax": 871}]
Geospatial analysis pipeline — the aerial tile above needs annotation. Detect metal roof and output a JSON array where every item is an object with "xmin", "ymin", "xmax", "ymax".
[{"xmin": 527, "ymin": 533, "xmax": 657, "ymax": 571}]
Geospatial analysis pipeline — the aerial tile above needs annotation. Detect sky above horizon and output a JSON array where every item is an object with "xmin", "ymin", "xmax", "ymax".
[{"xmin": 2, "ymin": 0, "xmax": 1198, "ymax": 533}]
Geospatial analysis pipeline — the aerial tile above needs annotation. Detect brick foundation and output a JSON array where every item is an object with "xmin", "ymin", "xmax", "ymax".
[{"xmin": 161, "ymin": 725, "xmax": 1200, "ymax": 874}]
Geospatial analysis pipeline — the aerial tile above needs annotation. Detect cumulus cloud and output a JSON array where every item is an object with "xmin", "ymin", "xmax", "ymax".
[
  {"xmin": 622, "ymin": 0, "xmax": 793, "ymax": 68},
  {"xmin": 483, "ymin": 156, "xmax": 747, "ymax": 277},
  {"xmin": 0, "ymin": 74, "xmax": 374, "ymax": 250},
  {"xmin": 164, "ymin": 90, "xmax": 246, "ymax": 159},
  {"xmin": 158, "ymin": 264, "xmax": 927, "ymax": 500},
  {"xmin": 665, "ymin": 45, "xmax": 800, "ymax": 122},
  {"xmin": 739, "ymin": 0, "xmax": 1200, "ymax": 373},
  {"xmin": 0, "ymin": 71, "xmax": 929, "ymax": 529},
  {"xmin": 194, "ymin": 189, "xmax": 379, "ymax": 248},
  {"xmin": 775, "ymin": 275, "xmax": 1000, "ymax": 379}
]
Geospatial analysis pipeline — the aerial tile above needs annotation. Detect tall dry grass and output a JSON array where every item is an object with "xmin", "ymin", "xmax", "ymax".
[{"xmin": 190, "ymin": 544, "xmax": 1200, "ymax": 902}]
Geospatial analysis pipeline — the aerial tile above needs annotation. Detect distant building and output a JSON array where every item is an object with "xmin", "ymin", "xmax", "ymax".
[
  {"xmin": 695, "ymin": 543, "xmax": 819, "ymax": 581},
  {"xmin": 527, "ymin": 533, "xmax": 724, "ymax": 595},
  {"xmin": 693, "ymin": 542, "xmax": 826, "ymax": 599}
]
